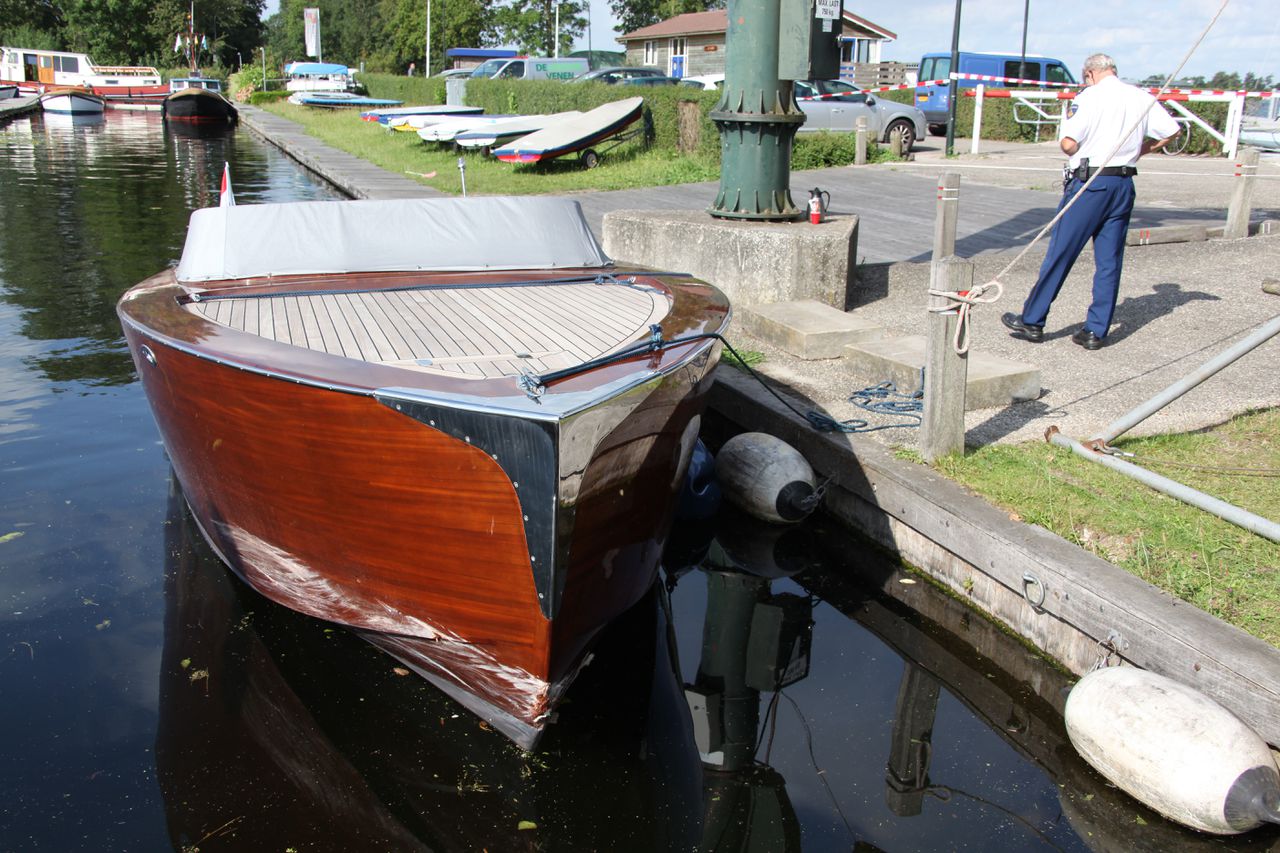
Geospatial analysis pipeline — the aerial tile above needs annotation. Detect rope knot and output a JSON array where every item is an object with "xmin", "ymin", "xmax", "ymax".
[{"xmin": 926, "ymin": 279, "xmax": 1004, "ymax": 355}]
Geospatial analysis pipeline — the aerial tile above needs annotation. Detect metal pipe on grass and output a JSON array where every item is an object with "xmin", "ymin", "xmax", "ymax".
[
  {"xmin": 1093, "ymin": 313, "xmax": 1280, "ymax": 444},
  {"xmin": 1046, "ymin": 427, "xmax": 1280, "ymax": 543}
]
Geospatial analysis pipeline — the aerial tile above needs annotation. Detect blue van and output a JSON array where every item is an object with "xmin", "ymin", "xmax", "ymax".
[{"xmin": 916, "ymin": 51, "xmax": 1076, "ymax": 134}]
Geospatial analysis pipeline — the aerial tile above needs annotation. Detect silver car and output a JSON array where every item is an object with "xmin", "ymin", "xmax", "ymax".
[{"xmin": 794, "ymin": 79, "xmax": 925, "ymax": 151}]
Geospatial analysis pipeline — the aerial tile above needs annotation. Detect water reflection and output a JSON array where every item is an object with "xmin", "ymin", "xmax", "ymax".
[
  {"xmin": 0, "ymin": 110, "xmax": 339, "ymax": 394},
  {"xmin": 157, "ymin": 479, "xmax": 703, "ymax": 851}
]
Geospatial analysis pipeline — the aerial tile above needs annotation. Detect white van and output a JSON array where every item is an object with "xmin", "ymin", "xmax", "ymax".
[{"xmin": 469, "ymin": 56, "xmax": 588, "ymax": 82}]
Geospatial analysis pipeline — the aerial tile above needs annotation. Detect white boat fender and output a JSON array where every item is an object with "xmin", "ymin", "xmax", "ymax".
[
  {"xmin": 713, "ymin": 432, "xmax": 817, "ymax": 524},
  {"xmin": 1064, "ymin": 666, "xmax": 1280, "ymax": 835}
]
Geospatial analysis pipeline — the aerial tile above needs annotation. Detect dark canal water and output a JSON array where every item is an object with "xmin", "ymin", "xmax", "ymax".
[{"xmin": 2, "ymin": 109, "xmax": 1276, "ymax": 852}]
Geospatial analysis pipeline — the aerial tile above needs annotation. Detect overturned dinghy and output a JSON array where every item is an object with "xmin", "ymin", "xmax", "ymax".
[{"xmin": 118, "ymin": 196, "xmax": 731, "ymax": 748}]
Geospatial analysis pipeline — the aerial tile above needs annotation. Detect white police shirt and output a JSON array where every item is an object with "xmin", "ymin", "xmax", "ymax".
[{"xmin": 1061, "ymin": 74, "xmax": 1180, "ymax": 169}]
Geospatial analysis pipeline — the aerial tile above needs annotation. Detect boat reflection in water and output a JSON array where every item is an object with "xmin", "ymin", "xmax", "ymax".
[
  {"xmin": 157, "ymin": 479, "xmax": 1280, "ymax": 851},
  {"xmin": 156, "ymin": 477, "xmax": 703, "ymax": 851}
]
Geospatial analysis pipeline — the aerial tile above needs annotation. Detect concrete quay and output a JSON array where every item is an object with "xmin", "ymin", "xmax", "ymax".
[{"xmin": 232, "ymin": 105, "xmax": 1280, "ymax": 746}]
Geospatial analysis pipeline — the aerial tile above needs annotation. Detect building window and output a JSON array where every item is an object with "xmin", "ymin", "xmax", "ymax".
[{"xmin": 644, "ymin": 41, "xmax": 657, "ymax": 66}]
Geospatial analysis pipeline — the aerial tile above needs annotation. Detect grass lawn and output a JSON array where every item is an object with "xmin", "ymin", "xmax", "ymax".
[
  {"xmin": 907, "ymin": 409, "xmax": 1280, "ymax": 646},
  {"xmin": 260, "ymin": 101, "xmax": 721, "ymax": 195}
]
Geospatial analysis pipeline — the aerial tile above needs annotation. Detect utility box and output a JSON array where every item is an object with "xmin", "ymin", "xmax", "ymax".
[{"xmin": 778, "ymin": 0, "xmax": 843, "ymax": 81}]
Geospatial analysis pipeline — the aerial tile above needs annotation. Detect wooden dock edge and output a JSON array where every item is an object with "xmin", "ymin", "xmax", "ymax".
[{"xmin": 709, "ymin": 368, "xmax": 1280, "ymax": 747}]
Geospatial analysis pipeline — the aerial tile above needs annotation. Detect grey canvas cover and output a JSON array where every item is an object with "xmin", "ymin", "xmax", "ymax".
[{"xmin": 175, "ymin": 196, "xmax": 611, "ymax": 283}]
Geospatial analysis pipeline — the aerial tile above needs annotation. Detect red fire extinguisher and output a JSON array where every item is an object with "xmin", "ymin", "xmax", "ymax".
[{"xmin": 808, "ymin": 188, "xmax": 830, "ymax": 224}]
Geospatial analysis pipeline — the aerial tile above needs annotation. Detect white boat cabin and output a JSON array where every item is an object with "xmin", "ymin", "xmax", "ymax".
[
  {"xmin": 169, "ymin": 77, "xmax": 224, "ymax": 94},
  {"xmin": 0, "ymin": 46, "xmax": 161, "ymax": 88}
]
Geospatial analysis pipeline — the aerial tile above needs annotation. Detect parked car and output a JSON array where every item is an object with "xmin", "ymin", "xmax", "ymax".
[
  {"xmin": 794, "ymin": 79, "xmax": 925, "ymax": 151},
  {"xmin": 434, "ymin": 68, "xmax": 473, "ymax": 80},
  {"xmin": 619, "ymin": 76, "xmax": 681, "ymax": 87},
  {"xmin": 572, "ymin": 66, "xmax": 666, "ymax": 84},
  {"xmin": 682, "ymin": 73, "xmax": 724, "ymax": 91}
]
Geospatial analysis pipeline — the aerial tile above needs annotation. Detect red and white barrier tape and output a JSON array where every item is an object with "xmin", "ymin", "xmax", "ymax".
[{"xmin": 798, "ymin": 72, "xmax": 1278, "ymax": 101}]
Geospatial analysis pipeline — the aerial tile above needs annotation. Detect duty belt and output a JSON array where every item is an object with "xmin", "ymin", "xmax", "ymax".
[{"xmin": 1087, "ymin": 165, "xmax": 1137, "ymax": 178}]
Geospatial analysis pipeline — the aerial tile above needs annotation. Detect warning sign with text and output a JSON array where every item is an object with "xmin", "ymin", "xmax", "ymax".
[{"xmin": 815, "ymin": 0, "xmax": 840, "ymax": 20}]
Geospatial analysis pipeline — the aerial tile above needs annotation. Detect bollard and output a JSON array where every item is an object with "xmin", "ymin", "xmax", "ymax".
[
  {"xmin": 1224, "ymin": 147, "xmax": 1260, "ymax": 239},
  {"xmin": 932, "ymin": 172, "xmax": 960, "ymax": 260},
  {"xmin": 855, "ymin": 115, "xmax": 868, "ymax": 166},
  {"xmin": 890, "ymin": 127, "xmax": 904, "ymax": 158},
  {"xmin": 922, "ymin": 256, "xmax": 972, "ymax": 461}
]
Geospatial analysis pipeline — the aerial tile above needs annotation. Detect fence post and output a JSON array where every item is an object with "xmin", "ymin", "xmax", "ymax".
[
  {"xmin": 922, "ymin": 256, "xmax": 972, "ymax": 461},
  {"xmin": 970, "ymin": 84, "xmax": 984, "ymax": 155},
  {"xmin": 1225, "ymin": 147, "xmax": 1260, "ymax": 239},
  {"xmin": 933, "ymin": 171, "xmax": 960, "ymax": 259},
  {"xmin": 855, "ymin": 115, "xmax": 868, "ymax": 165}
]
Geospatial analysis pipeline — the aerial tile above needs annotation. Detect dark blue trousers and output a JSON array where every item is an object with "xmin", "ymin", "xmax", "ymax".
[{"xmin": 1021, "ymin": 176, "xmax": 1136, "ymax": 338}]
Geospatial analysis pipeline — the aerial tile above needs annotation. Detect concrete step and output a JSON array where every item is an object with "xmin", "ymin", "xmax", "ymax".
[
  {"xmin": 843, "ymin": 335, "xmax": 1041, "ymax": 410},
  {"xmin": 736, "ymin": 299, "xmax": 886, "ymax": 359}
]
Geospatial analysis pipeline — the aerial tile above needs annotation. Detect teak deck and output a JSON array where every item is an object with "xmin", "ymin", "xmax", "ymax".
[{"xmin": 188, "ymin": 280, "xmax": 670, "ymax": 379}]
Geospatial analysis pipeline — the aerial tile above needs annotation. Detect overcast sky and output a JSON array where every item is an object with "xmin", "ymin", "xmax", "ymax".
[{"xmin": 267, "ymin": 0, "xmax": 1280, "ymax": 81}]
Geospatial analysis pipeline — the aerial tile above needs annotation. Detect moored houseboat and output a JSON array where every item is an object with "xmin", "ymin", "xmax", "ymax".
[
  {"xmin": 162, "ymin": 77, "xmax": 237, "ymax": 124},
  {"xmin": 1, "ymin": 46, "xmax": 165, "ymax": 106},
  {"xmin": 117, "ymin": 195, "xmax": 730, "ymax": 748}
]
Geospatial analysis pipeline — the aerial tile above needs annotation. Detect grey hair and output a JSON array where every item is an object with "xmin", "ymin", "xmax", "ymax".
[{"xmin": 1083, "ymin": 54, "xmax": 1117, "ymax": 73}]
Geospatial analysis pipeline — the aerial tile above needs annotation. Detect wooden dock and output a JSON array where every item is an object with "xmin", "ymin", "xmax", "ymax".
[{"xmin": 0, "ymin": 95, "xmax": 40, "ymax": 122}]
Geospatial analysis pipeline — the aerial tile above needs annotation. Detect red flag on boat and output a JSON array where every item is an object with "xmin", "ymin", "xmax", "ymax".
[{"xmin": 219, "ymin": 162, "xmax": 235, "ymax": 207}]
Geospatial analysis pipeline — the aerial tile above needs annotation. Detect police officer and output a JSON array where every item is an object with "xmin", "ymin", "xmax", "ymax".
[{"xmin": 1002, "ymin": 53, "xmax": 1180, "ymax": 350}]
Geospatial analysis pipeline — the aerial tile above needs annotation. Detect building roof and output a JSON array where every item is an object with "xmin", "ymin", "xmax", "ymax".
[
  {"xmin": 843, "ymin": 11, "xmax": 895, "ymax": 41},
  {"xmin": 620, "ymin": 8, "xmax": 895, "ymax": 42},
  {"xmin": 621, "ymin": 10, "xmax": 728, "ymax": 41}
]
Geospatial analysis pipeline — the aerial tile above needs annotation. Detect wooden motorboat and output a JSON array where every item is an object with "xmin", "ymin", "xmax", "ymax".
[
  {"xmin": 40, "ymin": 87, "xmax": 105, "ymax": 115},
  {"xmin": 118, "ymin": 195, "xmax": 730, "ymax": 749},
  {"xmin": 162, "ymin": 76, "xmax": 238, "ymax": 124}
]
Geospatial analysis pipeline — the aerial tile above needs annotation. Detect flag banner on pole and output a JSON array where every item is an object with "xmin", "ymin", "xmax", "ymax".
[
  {"xmin": 304, "ymin": 8, "xmax": 321, "ymax": 58},
  {"xmin": 220, "ymin": 162, "xmax": 235, "ymax": 208}
]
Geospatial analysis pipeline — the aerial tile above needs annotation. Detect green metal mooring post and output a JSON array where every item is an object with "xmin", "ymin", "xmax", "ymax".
[{"xmin": 710, "ymin": 0, "xmax": 806, "ymax": 220}]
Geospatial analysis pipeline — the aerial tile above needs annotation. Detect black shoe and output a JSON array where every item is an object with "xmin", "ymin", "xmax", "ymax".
[
  {"xmin": 1072, "ymin": 329, "xmax": 1104, "ymax": 350},
  {"xmin": 1001, "ymin": 312, "xmax": 1044, "ymax": 342}
]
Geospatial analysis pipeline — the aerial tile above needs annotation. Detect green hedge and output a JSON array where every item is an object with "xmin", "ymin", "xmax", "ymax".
[{"xmin": 882, "ymin": 86, "xmax": 1228, "ymax": 154}]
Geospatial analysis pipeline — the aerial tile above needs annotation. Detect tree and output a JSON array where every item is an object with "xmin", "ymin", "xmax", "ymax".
[
  {"xmin": 380, "ymin": 0, "xmax": 495, "ymax": 74},
  {"xmin": 494, "ymin": 0, "xmax": 586, "ymax": 56}
]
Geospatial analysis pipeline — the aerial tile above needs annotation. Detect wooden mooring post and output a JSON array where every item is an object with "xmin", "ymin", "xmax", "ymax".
[
  {"xmin": 923, "ymin": 257, "xmax": 972, "ymax": 460},
  {"xmin": 922, "ymin": 172, "xmax": 967, "ymax": 461},
  {"xmin": 1224, "ymin": 147, "xmax": 1260, "ymax": 239}
]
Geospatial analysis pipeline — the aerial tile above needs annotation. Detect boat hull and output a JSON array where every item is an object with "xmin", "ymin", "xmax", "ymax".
[
  {"xmin": 119, "ymin": 262, "xmax": 727, "ymax": 748},
  {"xmin": 163, "ymin": 88, "xmax": 238, "ymax": 123},
  {"xmin": 40, "ymin": 91, "xmax": 105, "ymax": 115}
]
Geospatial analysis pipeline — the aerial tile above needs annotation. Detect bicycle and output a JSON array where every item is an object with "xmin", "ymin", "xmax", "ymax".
[{"xmin": 1160, "ymin": 117, "xmax": 1192, "ymax": 155}]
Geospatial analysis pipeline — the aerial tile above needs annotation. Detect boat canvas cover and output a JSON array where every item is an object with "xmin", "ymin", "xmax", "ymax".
[
  {"xmin": 175, "ymin": 197, "xmax": 611, "ymax": 283},
  {"xmin": 283, "ymin": 62, "xmax": 351, "ymax": 76}
]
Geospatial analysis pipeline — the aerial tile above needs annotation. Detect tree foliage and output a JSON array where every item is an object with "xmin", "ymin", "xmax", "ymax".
[
  {"xmin": 263, "ymin": 0, "xmax": 493, "ymax": 73},
  {"xmin": 493, "ymin": 0, "xmax": 586, "ymax": 58},
  {"xmin": 0, "ymin": 0, "xmax": 262, "ymax": 68},
  {"xmin": 1141, "ymin": 71, "xmax": 1276, "ymax": 91},
  {"xmin": 607, "ymin": 0, "xmax": 713, "ymax": 39}
]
